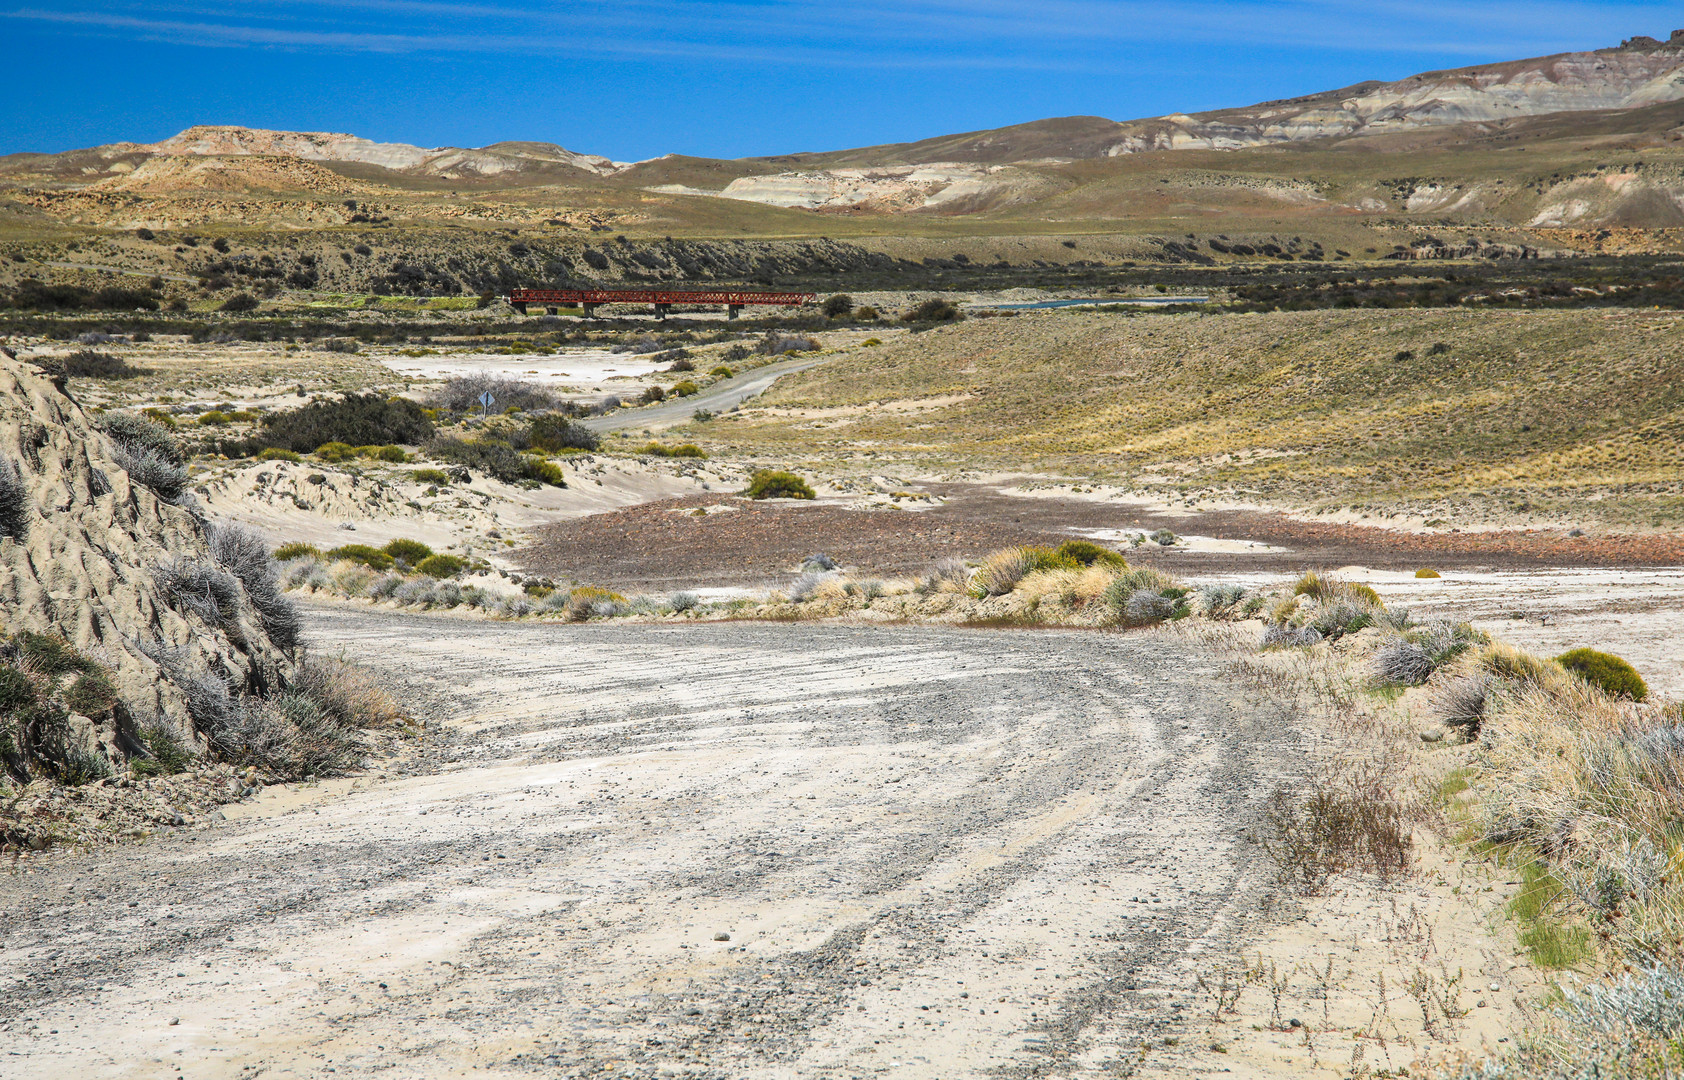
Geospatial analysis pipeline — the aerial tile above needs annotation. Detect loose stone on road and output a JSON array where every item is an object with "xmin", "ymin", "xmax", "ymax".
[{"xmin": 0, "ymin": 609, "xmax": 1299, "ymax": 1078}]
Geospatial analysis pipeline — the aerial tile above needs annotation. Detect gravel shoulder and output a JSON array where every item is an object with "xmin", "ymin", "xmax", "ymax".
[{"xmin": 0, "ymin": 607, "xmax": 1299, "ymax": 1078}]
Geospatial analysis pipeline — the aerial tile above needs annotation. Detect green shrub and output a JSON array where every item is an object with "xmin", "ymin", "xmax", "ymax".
[
  {"xmin": 131, "ymin": 723, "xmax": 193, "ymax": 777},
  {"xmin": 903, "ymin": 297, "xmax": 961, "ymax": 323},
  {"xmin": 641, "ymin": 442, "xmax": 707, "ymax": 459},
  {"xmin": 258, "ymin": 447, "xmax": 302, "ymax": 462},
  {"xmin": 324, "ymin": 544, "xmax": 394, "ymax": 571},
  {"xmin": 528, "ymin": 414, "xmax": 600, "ymax": 453},
  {"xmin": 861, "ymin": 336, "xmax": 882, "ymax": 346},
  {"xmin": 63, "ymin": 671, "xmax": 119, "ymax": 716},
  {"xmin": 383, "ymin": 538, "xmax": 433, "ymax": 565},
  {"xmin": 273, "ymin": 541, "xmax": 322, "ymax": 561},
  {"xmin": 42, "ymin": 349, "xmax": 151, "ymax": 380},
  {"xmin": 257, "ymin": 393, "xmax": 434, "ymax": 454},
  {"xmin": 1556, "ymin": 648, "xmax": 1648, "ymax": 701},
  {"xmin": 1416, "ymin": 568, "xmax": 1441, "ymax": 579},
  {"xmin": 524, "ymin": 456, "xmax": 567, "ymax": 486},
  {"xmin": 744, "ymin": 470, "xmax": 815, "ymax": 500},
  {"xmin": 0, "ymin": 665, "xmax": 36, "ymax": 712},
  {"xmin": 671, "ymin": 380, "xmax": 699, "ymax": 397},
  {"xmin": 314, "ymin": 441, "xmax": 355, "ymax": 462},
  {"xmin": 411, "ymin": 467, "xmax": 449, "ymax": 485},
  {"xmin": 14, "ymin": 631, "xmax": 97, "ymax": 676},
  {"xmin": 822, "ymin": 294, "xmax": 854, "ymax": 318},
  {"xmin": 220, "ymin": 293, "xmax": 260, "ymax": 313},
  {"xmin": 197, "ymin": 411, "xmax": 231, "ymax": 426},
  {"xmin": 1348, "ymin": 582, "xmax": 1382, "ymax": 606},
  {"xmin": 416, "ymin": 554, "xmax": 468, "ymax": 579},
  {"xmin": 1149, "ymin": 528, "xmax": 1178, "ymax": 546},
  {"xmin": 1053, "ymin": 540, "xmax": 1127, "ymax": 568},
  {"xmin": 360, "ymin": 444, "xmax": 409, "ymax": 462},
  {"xmin": 709, "ymin": 366, "xmax": 734, "ymax": 378}
]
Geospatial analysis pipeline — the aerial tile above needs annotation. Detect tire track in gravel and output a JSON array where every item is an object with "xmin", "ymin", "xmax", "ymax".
[{"xmin": 0, "ymin": 608, "xmax": 1302, "ymax": 1079}]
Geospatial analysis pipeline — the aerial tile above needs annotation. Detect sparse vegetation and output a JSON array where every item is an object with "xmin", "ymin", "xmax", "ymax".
[{"xmin": 1260, "ymin": 766, "xmax": 1414, "ymax": 893}]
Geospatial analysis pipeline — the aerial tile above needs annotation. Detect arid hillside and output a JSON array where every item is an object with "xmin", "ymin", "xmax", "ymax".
[{"xmin": 697, "ymin": 307, "xmax": 1684, "ymax": 528}]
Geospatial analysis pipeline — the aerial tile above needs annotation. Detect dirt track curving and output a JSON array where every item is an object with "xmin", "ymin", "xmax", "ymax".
[{"xmin": 0, "ymin": 607, "xmax": 1299, "ymax": 1078}]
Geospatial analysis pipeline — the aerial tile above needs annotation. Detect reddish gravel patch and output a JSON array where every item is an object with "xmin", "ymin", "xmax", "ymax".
[{"xmin": 514, "ymin": 484, "xmax": 1684, "ymax": 590}]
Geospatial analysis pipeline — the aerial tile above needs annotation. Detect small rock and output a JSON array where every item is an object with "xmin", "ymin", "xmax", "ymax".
[
  {"xmin": 1419, "ymin": 730, "xmax": 1444, "ymax": 743},
  {"xmin": 168, "ymin": 1017, "xmax": 180, "ymax": 1026},
  {"xmin": 713, "ymin": 932, "xmax": 730, "ymax": 942},
  {"xmin": 338, "ymin": 521, "xmax": 356, "ymax": 530},
  {"xmin": 1477, "ymin": 999, "xmax": 1488, "ymax": 1008},
  {"xmin": 1288, "ymin": 1018, "xmax": 1302, "ymax": 1028}
]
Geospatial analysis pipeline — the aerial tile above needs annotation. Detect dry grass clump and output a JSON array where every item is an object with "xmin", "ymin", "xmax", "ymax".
[
  {"xmin": 1477, "ymin": 676, "xmax": 1684, "ymax": 961},
  {"xmin": 973, "ymin": 548, "xmax": 1034, "ymax": 597},
  {"xmin": 918, "ymin": 557, "xmax": 972, "ymax": 594}
]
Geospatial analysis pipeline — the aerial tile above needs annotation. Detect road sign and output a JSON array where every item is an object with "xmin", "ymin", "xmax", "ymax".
[{"xmin": 478, "ymin": 391, "xmax": 495, "ymax": 417}]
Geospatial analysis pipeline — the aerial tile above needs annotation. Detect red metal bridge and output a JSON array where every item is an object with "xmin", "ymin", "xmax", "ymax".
[{"xmin": 507, "ymin": 288, "xmax": 815, "ymax": 319}]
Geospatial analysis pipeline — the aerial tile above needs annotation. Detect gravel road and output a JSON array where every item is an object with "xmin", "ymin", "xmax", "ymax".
[
  {"xmin": 0, "ymin": 608, "xmax": 1300, "ymax": 1078},
  {"xmin": 580, "ymin": 353, "xmax": 832, "ymax": 433}
]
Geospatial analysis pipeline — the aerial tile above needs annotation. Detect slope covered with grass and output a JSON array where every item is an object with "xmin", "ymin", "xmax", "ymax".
[{"xmin": 709, "ymin": 307, "xmax": 1684, "ymax": 526}]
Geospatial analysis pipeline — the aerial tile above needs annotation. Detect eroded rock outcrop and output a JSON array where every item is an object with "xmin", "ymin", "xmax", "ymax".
[{"xmin": 0, "ymin": 354, "xmax": 293, "ymax": 763}]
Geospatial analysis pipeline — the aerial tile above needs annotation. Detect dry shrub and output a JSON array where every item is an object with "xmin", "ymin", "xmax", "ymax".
[
  {"xmin": 1262, "ymin": 761, "xmax": 1416, "ymax": 893},
  {"xmin": 293, "ymin": 657, "xmax": 407, "ymax": 729},
  {"xmin": 1432, "ymin": 674, "xmax": 1493, "ymax": 738},
  {"xmin": 920, "ymin": 557, "xmax": 972, "ymax": 594}
]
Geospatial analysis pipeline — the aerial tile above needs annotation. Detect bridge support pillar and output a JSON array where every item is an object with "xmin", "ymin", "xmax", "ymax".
[
  {"xmin": 654, "ymin": 303, "xmax": 672, "ymax": 320},
  {"xmin": 511, "ymin": 301, "xmax": 528, "ymax": 315},
  {"xmin": 545, "ymin": 306, "xmax": 558, "ymax": 315},
  {"xmin": 727, "ymin": 305, "xmax": 742, "ymax": 320},
  {"xmin": 583, "ymin": 303, "xmax": 601, "ymax": 319}
]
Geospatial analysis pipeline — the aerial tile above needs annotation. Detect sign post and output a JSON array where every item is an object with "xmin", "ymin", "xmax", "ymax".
[{"xmin": 478, "ymin": 391, "xmax": 495, "ymax": 419}]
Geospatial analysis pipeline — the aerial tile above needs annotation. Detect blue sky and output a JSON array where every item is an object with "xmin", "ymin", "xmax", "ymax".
[{"xmin": 4, "ymin": 2, "xmax": 1679, "ymax": 160}]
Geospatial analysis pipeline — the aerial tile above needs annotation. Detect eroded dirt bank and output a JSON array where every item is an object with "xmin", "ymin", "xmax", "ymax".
[{"xmin": 0, "ymin": 607, "xmax": 1299, "ymax": 1078}]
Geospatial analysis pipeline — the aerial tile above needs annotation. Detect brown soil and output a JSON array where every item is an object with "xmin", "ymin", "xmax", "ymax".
[{"xmin": 515, "ymin": 483, "xmax": 1684, "ymax": 590}]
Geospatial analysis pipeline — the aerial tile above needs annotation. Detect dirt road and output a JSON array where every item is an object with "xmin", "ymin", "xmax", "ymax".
[
  {"xmin": 0, "ymin": 609, "xmax": 1299, "ymax": 1078},
  {"xmin": 581, "ymin": 353, "xmax": 833, "ymax": 433}
]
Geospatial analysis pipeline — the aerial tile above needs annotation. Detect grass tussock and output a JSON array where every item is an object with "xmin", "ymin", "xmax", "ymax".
[{"xmin": 1477, "ymin": 675, "xmax": 1684, "ymax": 963}]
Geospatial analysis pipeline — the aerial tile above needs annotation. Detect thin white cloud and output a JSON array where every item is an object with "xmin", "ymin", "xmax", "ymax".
[{"xmin": 6, "ymin": 0, "xmax": 1674, "ymax": 66}]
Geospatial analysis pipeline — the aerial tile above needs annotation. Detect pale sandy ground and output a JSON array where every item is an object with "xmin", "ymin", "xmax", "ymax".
[
  {"xmin": 376, "ymin": 348, "xmax": 666, "ymax": 391},
  {"xmin": 2, "ymin": 612, "xmax": 1308, "ymax": 1079},
  {"xmin": 0, "ymin": 610, "xmax": 1552, "ymax": 1080},
  {"xmin": 193, "ymin": 454, "xmax": 749, "ymax": 565}
]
